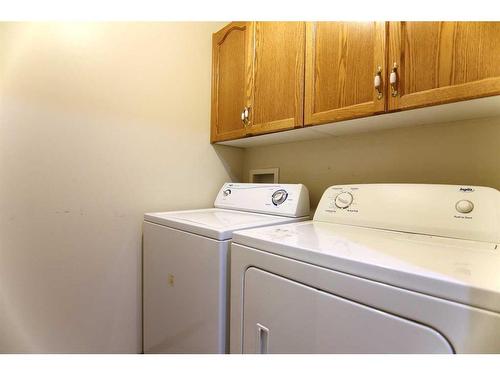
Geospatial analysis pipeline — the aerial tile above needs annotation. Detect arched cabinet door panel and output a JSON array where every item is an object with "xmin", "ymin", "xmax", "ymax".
[{"xmin": 211, "ymin": 22, "xmax": 252, "ymax": 143}]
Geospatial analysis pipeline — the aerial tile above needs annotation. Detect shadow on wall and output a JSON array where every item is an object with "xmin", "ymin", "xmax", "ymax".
[
  {"xmin": 212, "ymin": 144, "xmax": 244, "ymax": 183},
  {"xmin": 241, "ymin": 118, "xmax": 500, "ymax": 207}
]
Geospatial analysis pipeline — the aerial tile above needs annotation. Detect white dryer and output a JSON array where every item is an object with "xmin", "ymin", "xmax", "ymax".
[
  {"xmin": 230, "ymin": 184, "xmax": 500, "ymax": 354},
  {"xmin": 143, "ymin": 183, "xmax": 309, "ymax": 353}
]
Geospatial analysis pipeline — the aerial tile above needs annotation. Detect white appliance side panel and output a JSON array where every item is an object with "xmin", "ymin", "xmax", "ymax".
[
  {"xmin": 242, "ymin": 267, "xmax": 453, "ymax": 354},
  {"xmin": 143, "ymin": 222, "xmax": 228, "ymax": 353}
]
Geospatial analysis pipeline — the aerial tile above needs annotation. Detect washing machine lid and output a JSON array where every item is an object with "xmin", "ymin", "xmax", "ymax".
[
  {"xmin": 144, "ymin": 208, "xmax": 307, "ymax": 241},
  {"xmin": 232, "ymin": 221, "xmax": 500, "ymax": 312}
]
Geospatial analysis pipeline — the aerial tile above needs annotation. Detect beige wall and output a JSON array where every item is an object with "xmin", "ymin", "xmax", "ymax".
[
  {"xmin": 0, "ymin": 22, "xmax": 242, "ymax": 353},
  {"xmin": 243, "ymin": 118, "xmax": 500, "ymax": 208}
]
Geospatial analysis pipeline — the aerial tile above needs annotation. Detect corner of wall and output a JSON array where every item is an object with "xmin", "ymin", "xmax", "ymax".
[{"xmin": 212, "ymin": 144, "xmax": 245, "ymax": 182}]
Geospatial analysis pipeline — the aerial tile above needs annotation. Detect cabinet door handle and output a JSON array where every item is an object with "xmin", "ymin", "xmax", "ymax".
[
  {"xmin": 241, "ymin": 106, "xmax": 250, "ymax": 127},
  {"xmin": 244, "ymin": 107, "xmax": 249, "ymax": 122},
  {"xmin": 241, "ymin": 107, "xmax": 247, "ymax": 124},
  {"xmin": 374, "ymin": 66, "xmax": 383, "ymax": 100},
  {"xmin": 390, "ymin": 63, "xmax": 398, "ymax": 97}
]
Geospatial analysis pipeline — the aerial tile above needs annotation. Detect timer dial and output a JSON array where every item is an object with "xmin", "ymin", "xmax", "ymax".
[
  {"xmin": 272, "ymin": 189, "xmax": 288, "ymax": 206},
  {"xmin": 335, "ymin": 192, "xmax": 354, "ymax": 209}
]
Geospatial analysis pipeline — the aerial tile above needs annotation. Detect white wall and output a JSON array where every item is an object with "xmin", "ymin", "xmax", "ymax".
[{"xmin": 0, "ymin": 22, "xmax": 242, "ymax": 353}]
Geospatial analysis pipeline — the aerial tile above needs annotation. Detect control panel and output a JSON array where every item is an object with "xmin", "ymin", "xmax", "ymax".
[
  {"xmin": 314, "ymin": 184, "xmax": 500, "ymax": 243},
  {"xmin": 214, "ymin": 183, "xmax": 310, "ymax": 218}
]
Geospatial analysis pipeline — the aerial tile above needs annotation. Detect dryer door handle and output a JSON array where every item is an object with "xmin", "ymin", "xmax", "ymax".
[{"xmin": 256, "ymin": 323, "xmax": 269, "ymax": 354}]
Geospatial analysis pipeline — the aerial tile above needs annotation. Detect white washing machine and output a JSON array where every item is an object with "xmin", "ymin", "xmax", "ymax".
[
  {"xmin": 143, "ymin": 183, "xmax": 309, "ymax": 353},
  {"xmin": 230, "ymin": 184, "xmax": 500, "ymax": 354}
]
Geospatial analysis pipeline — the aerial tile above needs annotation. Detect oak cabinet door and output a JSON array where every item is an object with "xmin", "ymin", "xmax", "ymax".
[
  {"xmin": 246, "ymin": 22, "xmax": 305, "ymax": 135},
  {"xmin": 304, "ymin": 22, "xmax": 387, "ymax": 126},
  {"xmin": 211, "ymin": 22, "xmax": 252, "ymax": 143},
  {"xmin": 388, "ymin": 22, "xmax": 500, "ymax": 111}
]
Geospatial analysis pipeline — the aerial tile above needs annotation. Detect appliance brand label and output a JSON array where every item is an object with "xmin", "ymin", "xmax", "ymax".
[{"xmin": 459, "ymin": 187, "xmax": 474, "ymax": 193}]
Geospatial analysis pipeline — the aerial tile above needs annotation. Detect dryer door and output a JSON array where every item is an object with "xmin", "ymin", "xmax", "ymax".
[{"xmin": 242, "ymin": 267, "xmax": 453, "ymax": 354}]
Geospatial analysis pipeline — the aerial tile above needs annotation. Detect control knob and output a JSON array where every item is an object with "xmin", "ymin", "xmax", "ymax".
[
  {"xmin": 335, "ymin": 192, "xmax": 353, "ymax": 209},
  {"xmin": 455, "ymin": 199, "xmax": 474, "ymax": 214},
  {"xmin": 272, "ymin": 189, "xmax": 288, "ymax": 206}
]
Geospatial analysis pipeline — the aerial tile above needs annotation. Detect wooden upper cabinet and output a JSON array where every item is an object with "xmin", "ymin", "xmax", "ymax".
[
  {"xmin": 211, "ymin": 22, "xmax": 252, "ymax": 143},
  {"xmin": 388, "ymin": 22, "xmax": 500, "ymax": 111},
  {"xmin": 211, "ymin": 21, "xmax": 500, "ymax": 143},
  {"xmin": 304, "ymin": 22, "xmax": 387, "ymax": 125},
  {"xmin": 246, "ymin": 22, "xmax": 305, "ymax": 135}
]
